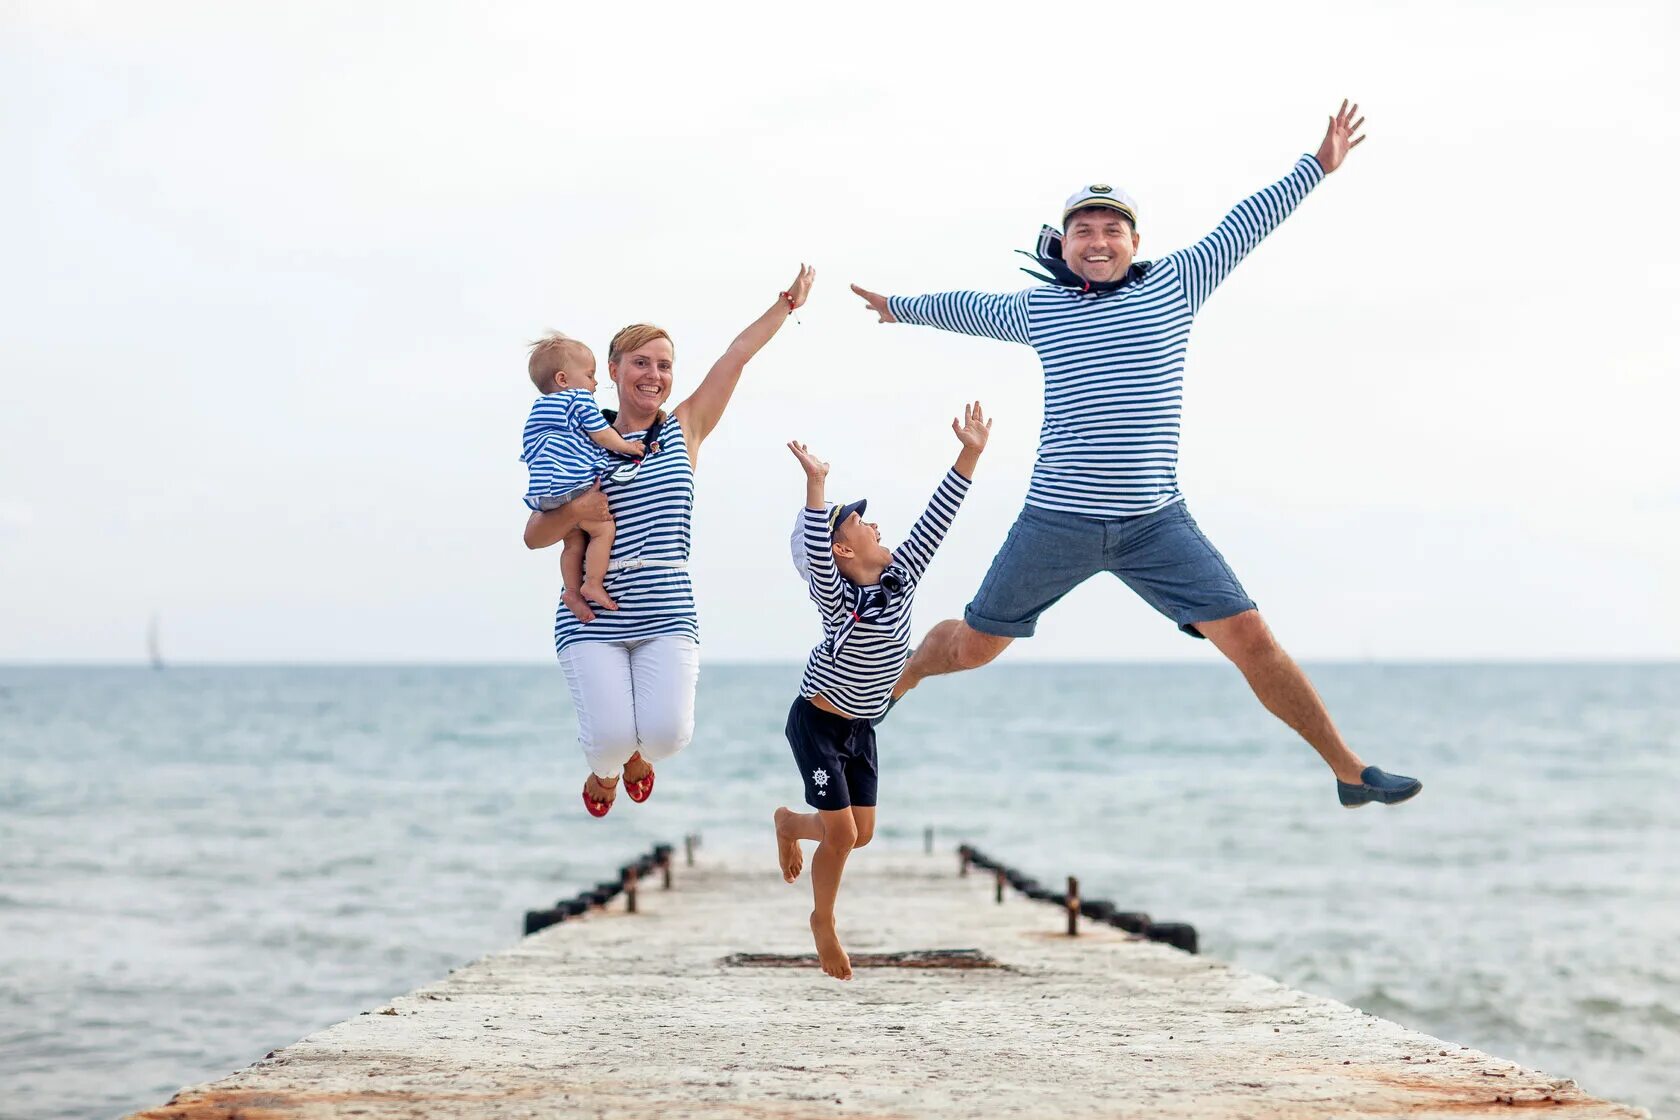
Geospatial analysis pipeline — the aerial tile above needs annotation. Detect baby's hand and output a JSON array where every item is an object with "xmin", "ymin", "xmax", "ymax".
[
  {"xmin": 787, "ymin": 440, "xmax": 829, "ymax": 480},
  {"xmin": 622, "ymin": 440, "xmax": 646, "ymax": 458},
  {"xmin": 952, "ymin": 401, "xmax": 992, "ymax": 453}
]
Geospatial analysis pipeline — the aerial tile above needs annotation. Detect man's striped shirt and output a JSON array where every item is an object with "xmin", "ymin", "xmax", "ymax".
[
  {"xmin": 798, "ymin": 469, "xmax": 970, "ymax": 720},
  {"xmin": 888, "ymin": 155, "xmax": 1324, "ymax": 519},
  {"xmin": 553, "ymin": 416, "xmax": 697, "ymax": 655}
]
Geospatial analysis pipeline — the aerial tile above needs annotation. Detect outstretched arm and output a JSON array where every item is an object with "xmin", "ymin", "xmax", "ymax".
[
  {"xmin": 571, "ymin": 393, "xmax": 645, "ymax": 457},
  {"xmin": 788, "ymin": 441, "xmax": 845, "ymax": 615},
  {"xmin": 676, "ymin": 265, "xmax": 815, "ymax": 450},
  {"xmin": 588, "ymin": 428, "xmax": 645, "ymax": 458},
  {"xmin": 852, "ymin": 283, "xmax": 1032, "ymax": 346},
  {"xmin": 893, "ymin": 402, "xmax": 987, "ymax": 582},
  {"xmin": 1167, "ymin": 101, "xmax": 1368, "ymax": 314}
]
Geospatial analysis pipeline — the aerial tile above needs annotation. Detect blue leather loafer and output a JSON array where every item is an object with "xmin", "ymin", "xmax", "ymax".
[{"xmin": 1338, "ymin": 766, "xmax": 1422, "ymax": 807}]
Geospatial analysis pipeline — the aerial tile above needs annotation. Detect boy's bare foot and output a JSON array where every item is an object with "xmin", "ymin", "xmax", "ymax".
[
  {"xmin": 561, "ymin": 588, "xmax": 597, "ymax": 623},
  {"xmin": 580, "ymin": 581, "xmax": 618, "ymax": 610},
  {"xmin": 809, "ymin": 911, "xmax": 852, "ymax": 980},
  {"xmin": 773, "ymin": 807, "xmax": 804, "ymax": 883}
]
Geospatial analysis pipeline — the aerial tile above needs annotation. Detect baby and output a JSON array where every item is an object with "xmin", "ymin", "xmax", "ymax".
[
  {"xmin": 520, "ymin": 333, "xmax": 645, "ymax": 611},
  {"xmin": 776, "ymin": 401, "xmax": 990, "ymax": 980}
]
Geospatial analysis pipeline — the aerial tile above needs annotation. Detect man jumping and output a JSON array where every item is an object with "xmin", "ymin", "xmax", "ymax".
[{"xmin": 850, "ymin": 101, "xmax": 1419, "ymax": 808}]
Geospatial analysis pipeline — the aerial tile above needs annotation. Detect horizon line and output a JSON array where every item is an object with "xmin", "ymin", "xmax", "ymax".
[{"xmin": 3, "ymin": 658, "xmax": 1678, "ymax": 669}]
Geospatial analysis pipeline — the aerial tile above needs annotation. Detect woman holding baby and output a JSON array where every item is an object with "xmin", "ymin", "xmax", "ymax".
[{"xmin": 525, "ymin": 265, "xmax": 815, "ymax": 816}]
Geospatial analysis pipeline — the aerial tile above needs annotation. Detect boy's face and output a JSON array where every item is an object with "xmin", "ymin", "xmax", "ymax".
[
  {"xmin": 832, "ymin": 512, "xmax": 892, "ymax": 570},
  {"xmin": 560, "ymin": 356, "xmax": 599, "ymax": 393}
]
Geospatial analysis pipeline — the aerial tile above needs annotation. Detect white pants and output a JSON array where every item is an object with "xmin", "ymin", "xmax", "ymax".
[{"xmin": 557, "ymin": 635, "xmax": 700, "ymax": 779}]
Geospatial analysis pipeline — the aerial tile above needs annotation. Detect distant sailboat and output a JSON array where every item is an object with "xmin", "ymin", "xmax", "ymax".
[{"xmin": 148, "ymin": 614, "xmax": 165, "ymax": 670}]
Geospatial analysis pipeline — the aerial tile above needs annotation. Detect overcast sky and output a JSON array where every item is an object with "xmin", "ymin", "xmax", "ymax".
[{"xmin": 4, "ymin": 1, "xmax": 1676, "ymax": 664}]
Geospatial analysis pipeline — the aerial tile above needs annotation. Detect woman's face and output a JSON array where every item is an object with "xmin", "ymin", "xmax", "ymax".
[{"xmin": 610, "ymin": 339, "xmax": 675, "ymax": 416}]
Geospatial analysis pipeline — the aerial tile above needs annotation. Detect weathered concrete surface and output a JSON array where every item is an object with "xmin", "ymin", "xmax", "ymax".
[{"xmin": 131, "ymin": 848, "xmax": 1647, "ymax": 1119}]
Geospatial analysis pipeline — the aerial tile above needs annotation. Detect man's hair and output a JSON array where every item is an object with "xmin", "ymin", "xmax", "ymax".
[
  {"xmin": 608, "ymin": 323, "xmax": 674, "ymax": 365},
  {"xmin": 1064, "ymin": 205, "xmax": 1136, "ymax": 233},
  {"xmin": 527, "ymin": 332, "xmax": 594, "ymax": 393}
]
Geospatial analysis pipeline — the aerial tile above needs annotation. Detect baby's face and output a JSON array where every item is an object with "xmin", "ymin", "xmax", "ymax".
[{"xmin": 561, "ymin": 358, "xmax": 599, "ymax": 393}]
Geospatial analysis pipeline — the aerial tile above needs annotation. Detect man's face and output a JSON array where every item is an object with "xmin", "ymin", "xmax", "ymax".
[{"xmin": 1061, "ymin": 207, "xmax": 1140, "ymax": 284}]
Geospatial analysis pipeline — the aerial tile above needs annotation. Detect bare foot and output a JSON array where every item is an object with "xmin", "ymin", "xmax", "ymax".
[
  {"xmin": 561, "ymin": 588, "xmax": 597, "ymax": 623},
  {"xmin": 624, "ymin": 752, "xmax": 651, "ymax": 784},
  {"xmin": 773, "ymin": 807, "xmax": 804, "ymax": 883},
  {"xmin": 810, "ymin": 911, "xmax": 852, "ymax": 981},
  {"xmin": 580, "ymin": 581, "xmax": 618, "ymax": 610}
]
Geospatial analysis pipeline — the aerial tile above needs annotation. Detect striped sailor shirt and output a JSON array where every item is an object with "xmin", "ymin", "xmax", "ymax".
[
  {"xmin": 798, "ymin": 469, "xmax": 971, "ymax": 720},
  {"xmin": 888, "ymin": 155, "xmax": 1325, "ymax": 519},
  {"xmin": 552, "ymin": 416, "xmax": 697, "ymax": 655},
  {"xmin": 520, "ymin": 389, "xmax": 613, "ymax": 511}
]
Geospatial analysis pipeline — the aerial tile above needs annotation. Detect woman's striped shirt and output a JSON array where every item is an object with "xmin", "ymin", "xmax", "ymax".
[
  {"xmin": 798, "ymin": 468, "xmax": 971, "ymax": 719},
  {"xmin": 888, "ymin": 155, "xmax": 1324, "ymax": 519},
  {"xmin": 552, "ymin": 415, "xmax": 698, "ymax": 655}
]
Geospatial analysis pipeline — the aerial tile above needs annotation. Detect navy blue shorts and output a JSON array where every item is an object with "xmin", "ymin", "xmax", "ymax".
[
  {"xmin": 965, "ymin": 499, "xmax": 1255, "ymax": 640},
  {"xmin": 784, "ymin": 697, "xmax": 878, "ymax": 810}
]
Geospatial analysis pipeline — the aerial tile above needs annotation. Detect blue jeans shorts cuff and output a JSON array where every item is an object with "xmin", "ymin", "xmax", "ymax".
[
  {"xmin": 1176, "ymin": 599, "xmax": 1258, "ymax": 638},
  {"xmin": 964, "ymin": 603, "xmax": 1037, "ymax": 639}
]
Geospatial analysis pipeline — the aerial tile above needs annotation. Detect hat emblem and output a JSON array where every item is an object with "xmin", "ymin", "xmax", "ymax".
[{"xmin": 1089, "ymin": 184, "xmax": 1112, "ymax": 193}]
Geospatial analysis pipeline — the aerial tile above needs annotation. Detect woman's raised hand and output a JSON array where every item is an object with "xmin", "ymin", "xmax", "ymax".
[{"xmin": 784, "ymin": 264, "xmax": 816, "ymax": 311}]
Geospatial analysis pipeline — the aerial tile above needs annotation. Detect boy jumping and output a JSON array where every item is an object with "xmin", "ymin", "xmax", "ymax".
[{"xmin": 775, "ymin": 402, "xmax": 990, "ymax": 980}]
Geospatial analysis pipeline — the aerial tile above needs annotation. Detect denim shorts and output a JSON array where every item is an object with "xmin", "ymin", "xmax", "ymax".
[{"xmin": 965, "ymin": 499, "xmax": 1255, "ymax": 640}]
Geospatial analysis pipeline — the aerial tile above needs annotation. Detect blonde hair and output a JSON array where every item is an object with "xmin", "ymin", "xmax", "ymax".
[
  {"xmin": 607, "ymin": 323, "xmax": 674, "ymax": 365},
  {"xmin": 526, "ymin": 331, "xmax": 594, "ymax": 394}
]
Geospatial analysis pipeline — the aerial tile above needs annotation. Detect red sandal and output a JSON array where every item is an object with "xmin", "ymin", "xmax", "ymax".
[
  {"xmin": 625, "ymin": 766, "xmax": 655, "ymax": 803},
  {"xmin": 582, "ymin": 775, "xmax": 617, "ymax": 818}
]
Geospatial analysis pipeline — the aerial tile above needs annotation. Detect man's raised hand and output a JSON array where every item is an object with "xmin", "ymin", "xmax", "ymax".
[
  {"xmin": 850, "ymin": 283, "xmax": 896, "ymax": 324},
  {"xmin": 1315, "ymin": 100, "xmax": 1367, "ymax": 174},
  {"xmin": 787, "ymin": 440, "xmax": 830, "ymax": 481}
]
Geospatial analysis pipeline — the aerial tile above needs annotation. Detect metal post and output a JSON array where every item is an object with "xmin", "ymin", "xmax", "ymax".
[
  {"xmin": 1067, "ymin": 876, "xmax": 1080, "ymax": 936},
  {"xmin": 685, "ymin": 834, "xmax": 695, "ymax": 867},
  {"xmin": 995, "ymin": 868, "xmax": 1005, "ymax": 904},
  {"xmin": 625, "ymin": 866, "xmax": 638, "ymax": 913},
  {"xmin": 924, "ymin": 826, "xmax": 933, "ymax": 854}
]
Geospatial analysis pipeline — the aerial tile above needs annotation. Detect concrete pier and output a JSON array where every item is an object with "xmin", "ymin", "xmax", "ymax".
[{"xmin": 132, "ymin": 847, "xmax": 1646, "ymax": 1119}]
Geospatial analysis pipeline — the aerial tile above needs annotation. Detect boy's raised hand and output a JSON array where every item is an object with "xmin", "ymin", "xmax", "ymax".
[
  {"xmin": 787, "ymin": 440, "xmax": 829, "ymax": 480},
  {"xmin": 953, "ymin": 401, "xmax": 992, "ymax": 452}
]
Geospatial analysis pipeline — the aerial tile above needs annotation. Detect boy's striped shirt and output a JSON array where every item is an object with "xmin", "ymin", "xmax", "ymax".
[
  {"xmin": 888, "ymin": 155, "xmax": 1324, "ymax": 519},
  {"xmin": 798, "ymin": 469, "xmax": 970, "ymax": 719}
]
